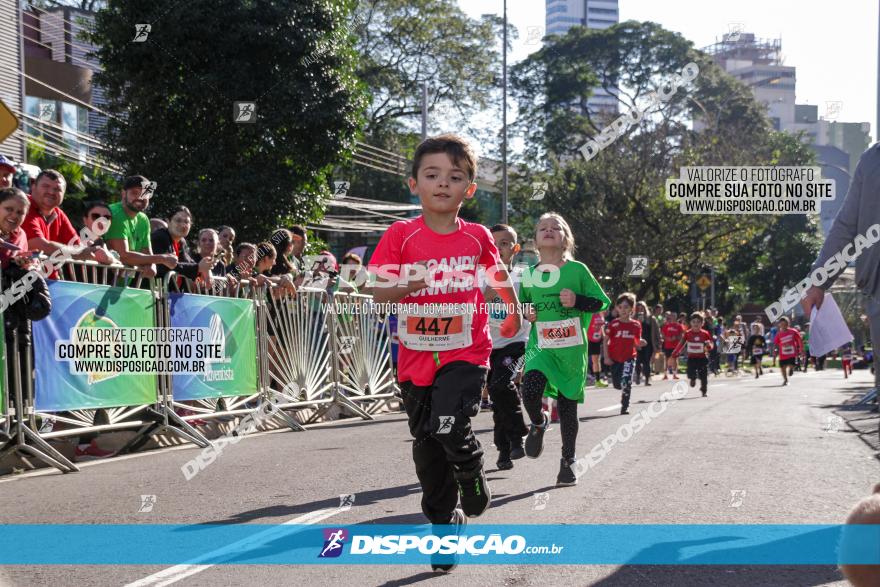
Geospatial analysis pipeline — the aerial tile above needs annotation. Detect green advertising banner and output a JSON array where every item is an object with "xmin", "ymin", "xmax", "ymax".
[
  {"xmin": 168, "ymin": 293, "xmax": 258, "ymax": 400},
  {"xmin": 33, "ymin": 281, "xmax": 158, "ymax": 412}
]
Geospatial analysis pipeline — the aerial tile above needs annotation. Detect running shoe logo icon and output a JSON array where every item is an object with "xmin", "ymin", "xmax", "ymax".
[
  {"xmin": 436, "ymin": 416, "xmax": 455, "ymax": 435},
  {"xmin": 319, "ymin": 529, "xmax": 348, "ymax": 558}
]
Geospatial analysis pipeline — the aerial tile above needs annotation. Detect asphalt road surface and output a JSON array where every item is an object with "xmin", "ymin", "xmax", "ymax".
[{"xmin": 1, "ymin": 366, "xmax": 877, "ymax": 586}]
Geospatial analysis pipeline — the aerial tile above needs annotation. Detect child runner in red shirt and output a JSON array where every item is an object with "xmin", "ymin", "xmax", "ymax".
[
  {"xmin": 773, "ymin": 316, "xmax": 803, "ymax": 386},
  {"xmin": 661, "ymin": 314, "xmax": 685, "ymax": 380},
  {"xmin": 368, "ymin": 134, "xmax": 521, "ymax": 574},
  {"xmin": 587, "ymin": 312, "xmax": 607, "ymax": 387},
  {"xmin": 672, "ymin": 312, "xmax": 714, "ymax": 397},
  {"xmin": 603, "ymin": 293, "xmax": 646, "ymax": 415}
]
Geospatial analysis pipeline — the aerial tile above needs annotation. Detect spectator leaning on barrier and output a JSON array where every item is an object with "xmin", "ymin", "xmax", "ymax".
[
  {"xmin": 0, "ymin": 187, "xmax": 31, "ymax": 269},
  {"xmin": 105, "ymin": 176, "xmax": 177, "ymax": 279},
  {"xmin": 217, "ymin": 225, "xmax": 236, "ymax": 267},
  {"xmin": 21, "ymin": 170, "xmax": 114, "ymax": 277},
  {"xmin": 150, "ymin": 205, "xmax": 213, "ymax": 283},
  {"xmin": 226, "ymin": 242, "xmax": 257, "ymax": 278},
  {"xmin": 289, "ymin": 224, "xmax": 307, "ymax": 281},
  {"xmin": 0, "ymin": 155, "xmax": 15, "ymax": 189},
  {"xmin": 269, "ymin": 228, "xmax": 296, "ymax": 277},
  {"xmin": 193, "ymin": 228, "xmax": 226, "ymax": 276}
]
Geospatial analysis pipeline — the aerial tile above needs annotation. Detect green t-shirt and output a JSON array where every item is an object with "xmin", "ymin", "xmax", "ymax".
[
  {"xmin": 520, "ymin": 260, "xmax": 610, "ymax": 402},
  {"xmin": 106, "ymin": 202, "xmax": 151, "ymax": 252}
]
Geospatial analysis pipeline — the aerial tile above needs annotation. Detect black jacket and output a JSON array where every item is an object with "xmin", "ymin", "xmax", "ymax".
[{"xmin": 150, "ymin": 228, "xmax": 200, "ymax": 281}]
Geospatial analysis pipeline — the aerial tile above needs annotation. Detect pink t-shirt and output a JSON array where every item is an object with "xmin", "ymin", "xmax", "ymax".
[{"xmin": 368, "ymin": 216, "xmax": 501, "ymax": 386}]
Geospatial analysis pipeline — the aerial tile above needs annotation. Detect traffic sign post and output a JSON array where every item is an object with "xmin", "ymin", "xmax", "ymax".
[
  {"xmin": 697, "ymin": 274, "xmax": 712, "ymax": 292},
  {"xmin": 0, "ymin": 100, "xmax": 19, "ymax": 144}
]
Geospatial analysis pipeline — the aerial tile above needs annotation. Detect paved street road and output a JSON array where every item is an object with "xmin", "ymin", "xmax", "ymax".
[{"xmin": 1, "ymin": 367, "xmax": 877, "ymax": 586}]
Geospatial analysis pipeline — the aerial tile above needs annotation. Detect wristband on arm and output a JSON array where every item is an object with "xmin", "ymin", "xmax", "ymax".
[{"xmin": 574, "ymin": 294, "xmax": 605, "ymax": 312}]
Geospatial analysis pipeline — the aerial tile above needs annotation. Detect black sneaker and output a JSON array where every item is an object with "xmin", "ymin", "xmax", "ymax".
[
  {"xmin": 509, "ymin": 440, "xmax": 525, "ymax": 460},
  {"xmin": 619, "ymin": 405, "xmax": 629, "ymax": 415},
  {"xmin": 525, "ymin": 411, "xmax": 549, "ymax": 458},
  {"xmin": 496, "ymin": 447, "xmax": 513, "ymax": 470},
  {"xmin": 431, "ymin": 508, "xmax": 466, "ymax": 573},
  {"xmin": 456, "ymin": 469, "xmax": 491, "ymax": 517},
  {"xmin": 556, "ymin": 457, "xmax": 578, "ymax": 486}
]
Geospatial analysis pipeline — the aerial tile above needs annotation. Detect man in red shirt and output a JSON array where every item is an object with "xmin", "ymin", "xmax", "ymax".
[
  {"xmin": 672, "ymin": 312, "xmax": 714, "ymax": 397},
  {"xmin": 603, "ymin": 292, "xmax": 647, "ymax": 415},
  {"xmin": 21, "ymin": 169, "xmax": 113, "ymax": 277},
  {"xmin": 773, "ymin": 316, "xmax": 803, "ymax": 386},
  {"xmin": 661, "ymin": 311, "xmax": 685, "ymax": 380}
]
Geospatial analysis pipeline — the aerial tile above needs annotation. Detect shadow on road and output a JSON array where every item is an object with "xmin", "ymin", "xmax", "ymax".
[
  {"xmin": 588, "ymin": 527, "xmax": 845, "ymax": 586},
  {"xmin": 193, "ymin": 482, "xmax": 422, "ymax": 525}
]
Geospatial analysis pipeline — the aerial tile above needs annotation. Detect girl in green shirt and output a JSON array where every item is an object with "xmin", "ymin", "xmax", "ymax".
[{"xmin": 519, "ymin": 213, "xmax": 610, "ymax": 486}]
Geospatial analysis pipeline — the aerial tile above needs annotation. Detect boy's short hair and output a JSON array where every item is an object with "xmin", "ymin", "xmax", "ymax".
[
  {"xmin": 615, "ymin": 292, "xmax": 636, "ymax": 307},
  {"xmin": 778, "ymin": 316, "xmax": 790, "ymax": 325},
  {"xmin": 678, "ymin": 312, "xmax": 688, "ymax": 320},
  {"xmin": 489, "ymin": 224, "xmax": 517, "ymax": 241},
  {"xmin": 411, "ymin": 134, "xmax": 478, "ymax": 182},
  {"xmin": 690, "ymin": 311, "xmax": 704, "ymax": 322}
]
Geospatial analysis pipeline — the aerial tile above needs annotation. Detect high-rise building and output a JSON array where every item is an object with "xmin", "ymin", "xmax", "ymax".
[
  {"xmin": 704, "ymin": 30, "xmax": 871, "ymax": 236},
  {"xmin": 545, "ymin": 0, "xmax": 620, "ymax": 114}
]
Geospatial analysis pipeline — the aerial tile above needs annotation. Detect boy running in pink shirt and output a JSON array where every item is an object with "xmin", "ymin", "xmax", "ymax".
[{"xmin": 368, "ymin": 134, "xmax": 521, "ymax": 573}]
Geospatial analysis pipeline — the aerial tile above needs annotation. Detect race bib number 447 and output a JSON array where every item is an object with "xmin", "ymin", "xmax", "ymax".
[
  {"xmin": 398, "ymin": 306, "xmax": 473, "ymax": 351},
  {"xmin": 537, "ymin": 318, "xmax": 584, "ymax": 349}
]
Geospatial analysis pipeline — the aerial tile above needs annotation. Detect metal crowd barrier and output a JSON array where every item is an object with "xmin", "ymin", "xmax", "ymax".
[
  {"xmin": 328, "ymin": 292, "xmax": 399, "ymax": 414},
  {"xmin": 0, "ymin": 261, "xmax": 401, "ymax": 474}
]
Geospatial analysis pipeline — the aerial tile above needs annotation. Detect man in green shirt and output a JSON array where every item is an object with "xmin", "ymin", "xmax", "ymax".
[{"xmin": 105, "ymin": 175, "xmax": 177, "ymax": 278}]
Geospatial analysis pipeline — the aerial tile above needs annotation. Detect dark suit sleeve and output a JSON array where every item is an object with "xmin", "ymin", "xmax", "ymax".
[{"xmin": 173, "ymin": 239, "xmax": 200, "ymax": 280}]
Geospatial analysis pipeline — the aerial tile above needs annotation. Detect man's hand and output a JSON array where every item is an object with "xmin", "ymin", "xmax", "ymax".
[
  {"xmin": 141, "ymin": 264, "xmax": 157, "ymax": 279},
  {"xmin": 801, "ymin": 286, "xmax": 825, "ymax": 316},
  {"xmin": 637, "ymin": 338, "xmax": 647, "ymax": 348},
  {"xmin": 603, "ymin": 356, "xmax": 613, "ymax": 366},
  {"xmin": 559, "ymin": 288, "xmax": 576, "ymax": 308},
  {"xmin": 92, "ymin": 246, "xmax": 115, "ymax": 265},
  {"xmin": 160, "ymin": 254, "xmax": 178, "ymax": 269},
  {"xmin": 524, "ymin": 303, "xmax": 537, "ymax": 323}
]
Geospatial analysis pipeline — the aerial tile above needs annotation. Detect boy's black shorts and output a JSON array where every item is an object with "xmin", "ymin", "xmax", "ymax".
[
  {"xmin": 686, "ymin": 356, "xmax": 709, "ymax": 379},
  {"xmin": 588, "ymin": 341, "xmax": 602, "ymax": 356},
  {"xmin": 663, "ymin": 347, "xmax": 675, "ymax": 358},
  {"xmin": 750, "ymin": 354, "xmax": 763, "ymax": 365},
  {"xmin": 780, "ymin": 357, "xmax": 797, "ymax": 367}
]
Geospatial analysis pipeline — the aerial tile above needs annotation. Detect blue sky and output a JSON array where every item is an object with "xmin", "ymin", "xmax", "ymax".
[{"xmin": 459, "ymin": 0, "xmax": 878, "ymax": 143}]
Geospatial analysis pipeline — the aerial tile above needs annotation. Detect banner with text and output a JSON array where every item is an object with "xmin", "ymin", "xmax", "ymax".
[
  {"xmin": 33, "ymin": 281, "xmax": 158, "ymax": 412},
  {"xmin": 168, "ymin": 293, "xmax": 259, "ymax": 400}
]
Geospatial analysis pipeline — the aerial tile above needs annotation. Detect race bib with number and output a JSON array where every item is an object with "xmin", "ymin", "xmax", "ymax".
[
  {"xmin": 687, "ymin": 341, "xmax": 705, "ymax": 355},
  {"xmin": 782, "ymin": 344, "xmax": 795, "ymax": 355},
  {"xmin": 398, "ymin": 306, "xmax": 473, "ymax": 351},
  {"xmin": 752, "ymin": 347, "xmax": 764, "ymax": 356},
  {"xmin": 537, "ymin": 318, "xmax": 584, "ymax": 349}
]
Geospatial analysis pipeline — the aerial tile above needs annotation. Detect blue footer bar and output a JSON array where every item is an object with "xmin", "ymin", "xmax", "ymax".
[{"xmin": 0, "ymin": 524, "xmax": 877, "ymax": 565}]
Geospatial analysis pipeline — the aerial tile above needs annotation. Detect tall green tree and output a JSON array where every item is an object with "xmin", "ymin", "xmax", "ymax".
[
  {"xmin": 88, "ymin": 0, "xmax": 368, "ymax": 241},
  {"xmin": 508, "ymin": 21, "xmax": 817, "ymax": 310}
]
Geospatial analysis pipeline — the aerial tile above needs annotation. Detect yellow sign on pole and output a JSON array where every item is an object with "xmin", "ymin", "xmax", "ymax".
[
  {"xmin": 0, "ymin": 99, "xmax": 19, "ymax": 144},
  {"xmin": 697, "ymin": 275, "xmax": 712, "ymax": 291}
]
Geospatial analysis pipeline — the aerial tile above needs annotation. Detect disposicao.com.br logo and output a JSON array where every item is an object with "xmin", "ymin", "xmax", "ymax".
[{"xmin": 317, "ymin": 528, "xmax": 563, "ymax": 560}]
